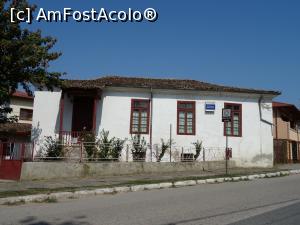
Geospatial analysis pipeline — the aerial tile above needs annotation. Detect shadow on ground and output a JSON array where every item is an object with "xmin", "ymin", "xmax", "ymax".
[
  {"xmin": 228, "ymin": 202, "xmax": 300, "ymax": 225},
  {"xmin": 161, "ymin": 199, "xmax": 300, "ymax": 225},
  {"xmin": 19, "ymin": 215, "xmax": 91, "ymax": 225}
]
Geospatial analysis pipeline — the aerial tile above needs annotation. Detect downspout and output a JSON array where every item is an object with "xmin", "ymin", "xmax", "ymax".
[
  {"xmin": 59, "ymin": 91, "xmax": 65, "ymax": 140},
  {"xmin": 258, "ymin": 96, "xmax": 274, "ymax": 163},
  {"xmin": 297, "ymin": 121, "xmax": 299, "ymax": 161},
  {"xmin": 274, "ymin": 108, "xmax": 279, "ymax": 163},
  {"xmin": 149, "ymin": 87, "xmax": 153, "ymax": 162},
  {"xmin": 258, "ymin": 96, "xmax": 273, "ymax": 126},
  {"xmin": 275, "ymin": 108, "xmax": 278, "ymax": 140}
]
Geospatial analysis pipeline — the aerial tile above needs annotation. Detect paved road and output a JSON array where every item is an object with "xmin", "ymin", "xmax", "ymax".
[{"xmin": 0, "ymin": 175, "xmax": 300, "ymax": 225}]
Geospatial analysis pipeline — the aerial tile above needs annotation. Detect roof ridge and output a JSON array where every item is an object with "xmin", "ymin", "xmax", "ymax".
[
  {"xmin": 96, "ymin": 75, "xmax": 203, "ymax": 82},
  {"xmin": 63, "ymin": 75, "xmax": 281, "ymax": 95}
]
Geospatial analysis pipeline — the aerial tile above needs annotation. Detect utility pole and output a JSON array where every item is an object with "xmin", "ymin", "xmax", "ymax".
[
  {"xmin": 225, "ymin": 133, "xmax": 228, "ymax": 175},
  {"xmin": 169, "ymin": 124, "xmax": 172, "ymax": 162},
  {"xmin": 222, "ymin": 108, "xmax": 231, "ymax": 175}
]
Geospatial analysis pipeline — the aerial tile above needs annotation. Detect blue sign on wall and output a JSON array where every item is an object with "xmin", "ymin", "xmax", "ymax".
[{"xmin": 205, "ymin": 103, "xmax": 216, "ymax": 112}]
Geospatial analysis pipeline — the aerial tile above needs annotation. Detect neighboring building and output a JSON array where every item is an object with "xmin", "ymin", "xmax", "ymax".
[
  {"xmin": 273, "ymin": 102, "xmax": 300, "ymax": 164},
  {"xmin": 9, "ymin": 91, "xmax": 34, "ymax": 124},
  {"xmin": 32, "ymin": 76, "xmax": 280, "ymax": 167},
  {"xmin": 0, "ymin": 91, "xmax": 34, "ymax": 142}
]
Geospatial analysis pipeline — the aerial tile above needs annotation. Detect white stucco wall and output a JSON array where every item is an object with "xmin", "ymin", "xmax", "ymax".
[
  {"xmin": 31, "ymin": 90, "xmax": 62, "ymax": 153},
  {"xmin": 99, "ymin": 89, "xmax": 274, "ymax": 167},
  {"xmin": 32, "ymin": 88, "xmax": 275, "ymax": 167}
]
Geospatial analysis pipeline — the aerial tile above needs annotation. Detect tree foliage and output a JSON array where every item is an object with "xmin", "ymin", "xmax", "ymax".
[{"xmin": 0, "ymin": 0, "xmax": 62, "ymax": 123}]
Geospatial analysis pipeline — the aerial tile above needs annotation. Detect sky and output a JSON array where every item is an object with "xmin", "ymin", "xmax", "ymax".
[{"xmin": 25, "ymin": 0, "xmax": 300, "ymax": 106}]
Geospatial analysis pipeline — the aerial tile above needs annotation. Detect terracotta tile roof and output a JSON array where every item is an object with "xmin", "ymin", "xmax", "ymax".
[
  {"xmin": 0, "ymin": 123, "xmax": 32, "ymax": 134},
  {"xmin": 272, "ymin": 101, "xmax": 296, "ymax": 108},
  {"xmin": 11, "ymin": 91, "xmax": 33, "ymax": 100},
  {"xmin": 273, "ymin": 101, "xmax": 300, "ymax": 120},
  {"xmin": 63, "ymin": 76, "xmax": 280, "ymax": 95},
  {"xmin": 272, "ymin": 102, "xmax": 292, "ymax": 107}
]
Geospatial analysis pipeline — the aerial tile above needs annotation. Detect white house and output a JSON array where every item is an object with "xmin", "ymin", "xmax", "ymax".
[{"xmin": 32, "ymin": 76, "xmax": 280, "ymax": 167}]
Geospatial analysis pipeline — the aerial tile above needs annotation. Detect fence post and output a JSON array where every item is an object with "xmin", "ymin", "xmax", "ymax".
[
  {"xmin": 169, "ymin": 124, "xmax": 172, "ymax": 162},
  {"xmin": 80, "ymin": 143, "xmax": 83, "ymax": 163},
  {"xmin": 31, "ymin": 142, "xmax": 35, "ymax": 161},
  {"xmin": 225, "ymin": 135, "xmax": 229, "ymax": 175},
  {"xmin": 126, "ymin": 144, "xmax": 129, "ymax": 162}
]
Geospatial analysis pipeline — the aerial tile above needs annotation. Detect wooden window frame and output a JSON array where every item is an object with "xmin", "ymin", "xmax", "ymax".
[
  {"xmin": 130, "ymin": 99, "xmax": 150, "ymax": 134},
  {"xmin": 223, "ymin": 103, "xmax": 242, "ymax": 137},
  {"xmin": 19, "ymin": 108, "xmax": 33, "ymax": 121},
  {"xmin": 177, "ymin": 101, "xmax": 196, "ymax": 135}
]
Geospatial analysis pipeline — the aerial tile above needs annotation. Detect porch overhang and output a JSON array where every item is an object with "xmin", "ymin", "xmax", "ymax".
[
  {"xmin": 59, "ymin": 88, "xmax": 101, "ymax": 137},
  {"xmin": 62, "ymin": 87, "xmax": 102, "ymax": 99}
]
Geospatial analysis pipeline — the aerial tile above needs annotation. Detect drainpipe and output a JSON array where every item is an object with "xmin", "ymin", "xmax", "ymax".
[
  {"xmin": 149, "ymin": 87, "xmax": 153, "ymax": 162},
  {"xmin": 275, "ymin": 108, "xmax": 278, "ymax": 140},
  {"xmin": 59, "ymin": 91, "xmax": 65, "ymax": 140},
  {"xmin": 258, "ymin": 96, "xmax": 273, "ymax": 126},
  {"xmin": 258, "ymin": 96, "xmax": 274, "ymax": 163},
  {"xmin": 274, "ymin": 108, "xmax": 280, "ymax": 164},
  {"xmin": 297, "ymin": 122, "xmax": 300, "ymax": 161}
]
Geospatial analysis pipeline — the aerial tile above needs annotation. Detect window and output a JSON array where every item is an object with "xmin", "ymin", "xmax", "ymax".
[
  {"xmin": 224, "ymin": 103, "xmax": 242, "ymax": 137},
  {"xmin": 130, "ymin": 99, "xmax": 150, "ymax": 134},
  {"xmin": 177, "ymin": 101, "xmax": 195, "ymax": 135},
  {"xmin": 19, "ymin": 108, "xmax": 33, "ymax": 121}
]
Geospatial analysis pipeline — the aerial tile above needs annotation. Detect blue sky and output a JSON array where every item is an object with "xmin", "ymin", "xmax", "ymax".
[{"xmin": 27, "ymin": 0, "xmax": 300, "ymax": 106}]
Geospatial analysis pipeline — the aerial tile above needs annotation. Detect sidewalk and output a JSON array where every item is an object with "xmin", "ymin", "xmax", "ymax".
[{"xmin": 1, "ymin": 165, "xmax": 296, "ymax": 198}]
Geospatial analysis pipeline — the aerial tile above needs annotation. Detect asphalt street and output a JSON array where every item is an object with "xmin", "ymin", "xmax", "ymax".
[{"xmin": 0, "ymin": 175, "xmax": 300, "ymax": 225}]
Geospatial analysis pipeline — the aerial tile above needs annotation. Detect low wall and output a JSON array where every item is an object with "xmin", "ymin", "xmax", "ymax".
[{"xmin": 20, "ymin": 161, "xmax": 236, "ymax": 180}]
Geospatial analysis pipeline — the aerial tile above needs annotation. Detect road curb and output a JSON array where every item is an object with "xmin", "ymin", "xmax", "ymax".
[{"xmin": 1, "ymin": 169, "xmax": 298, "ymax": 205}]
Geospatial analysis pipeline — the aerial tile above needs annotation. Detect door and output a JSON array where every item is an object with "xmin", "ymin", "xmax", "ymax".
[
  {"xmin": 72, "ymin": 96, "xmax": 94, "ymax": 131},
  {"xmin": 273, "ymin": 140, "xmax": 288, "ymax": 164},
  {"xmin": 292, "ymin": 141, "xmax": 298, "ymax": 163}
]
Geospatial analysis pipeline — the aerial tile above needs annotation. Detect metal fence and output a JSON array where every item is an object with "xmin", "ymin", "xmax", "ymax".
[
  {"xmin": 31, "ymin": 141, "xmax": 234, "ymax": 175},
  {"xmin": 33, "ymin": 141, "xmax": 228, "ymax": 163}
]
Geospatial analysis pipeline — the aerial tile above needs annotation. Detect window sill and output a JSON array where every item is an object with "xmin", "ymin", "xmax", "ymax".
[
  {"xmin": 130, "ymin": 132, "xmax": 149, "ymax": 135},
  {"xmin": 224, "ymin": 135, "xmax": 242, "ymax": 137}
]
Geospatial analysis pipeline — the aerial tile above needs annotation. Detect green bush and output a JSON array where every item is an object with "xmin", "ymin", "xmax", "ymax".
[
  {"xmin": 157, "ymin": 139, "xmax": 170, "ymax": 162},
  {"xmin": 131, "ymin": 135, "xmax": 147, "ymax": 161},
  {"xmin": 111, "ymin": 138, "xmax": 126, "ymax": 160},
  {"xmin": 80, "ymin": 131, "xmax": 97, "ymax": 159},
  {"xmin": 42, "ymin": 136, "xmax": 63, "ymax": 160},
  {"xmin": 98, "ymin": 130, "xmax": 114, "ymax": 159},
  {"xmin": 98, "ymin": 130, "xmax": 126, "ymax": 161},
  {"xmin": 192, "ymin": 140, "xmax": 202, "ymax": 160}
]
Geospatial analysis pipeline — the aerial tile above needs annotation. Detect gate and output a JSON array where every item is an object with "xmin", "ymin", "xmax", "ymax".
[
  {"xmin": 0, "ymin": 143, "xmax": 33, "ymax": 180},
  {"xmin": 274, "ymin": 140, "xmax": 288, "ymax": 164}
]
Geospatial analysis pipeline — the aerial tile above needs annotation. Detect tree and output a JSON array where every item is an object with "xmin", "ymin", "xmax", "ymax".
[{"xmin": 0, "ymin": 0, "xmax": 62, "ymax": 123}]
